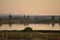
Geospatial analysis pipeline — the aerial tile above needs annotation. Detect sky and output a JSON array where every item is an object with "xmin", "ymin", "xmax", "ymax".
[{"xmin": 0, "ymin": 0, "xmax": 60, "ymax": 15}]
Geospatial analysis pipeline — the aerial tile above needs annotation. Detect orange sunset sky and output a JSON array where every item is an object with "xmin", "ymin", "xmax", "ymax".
[{"xmin": 0, "ymin": 0, "xmax": 60, "ymax": 15}]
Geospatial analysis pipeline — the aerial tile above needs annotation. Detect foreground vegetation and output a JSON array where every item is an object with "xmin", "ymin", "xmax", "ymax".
[
  {"xmin": 0, "ymin": 27, "xmax": 60, "ymax": 40},
  {"xmin": 0, "ymin": 30, "xmax": 60, "ymax": 40}
]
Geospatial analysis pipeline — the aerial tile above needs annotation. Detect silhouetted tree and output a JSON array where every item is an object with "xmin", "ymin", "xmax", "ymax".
[
  {"xmin": 0, "ymin": 17, "xmax": 2, "ymax": 22},
  {"xmin": 51, "ymin": 16, "xmax": 55, "ymax": 27},
  {"xmin": 8, "ymin": 15, "xmax": 12, "ymax": 27},
  {"xmin": 24, "ymin": 15, "xmax": 26, "ymax": 19},
  {"xmin": 58, "ymin": 19, "xmax": 60, "ymax": 25},
  {"xmin": 51, "ymin": 16, "xmax": 55, "ymax": 21},
  {"xmin": 23, "ymin": 15, "xmax": 29, "ymax": 26},
  {"xmin": 9, "ymin": 15, "xmax": 12, "ymax": 20}
]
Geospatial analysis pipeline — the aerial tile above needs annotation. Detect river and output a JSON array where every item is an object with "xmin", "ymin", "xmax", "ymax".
[{"xmin": 0, "ymin": 23, "xmax": 60, "ymax": 30}]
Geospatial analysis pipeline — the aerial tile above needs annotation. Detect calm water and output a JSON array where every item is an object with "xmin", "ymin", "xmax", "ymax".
[{"xmin": 0, "ymin": 24, "xmax": 60, "ymax": 30}]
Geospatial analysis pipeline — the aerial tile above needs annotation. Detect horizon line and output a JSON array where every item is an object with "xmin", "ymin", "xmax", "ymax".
[{"xmin": 0, "ymin": 13, "xmax": 60, "ymax": 16}]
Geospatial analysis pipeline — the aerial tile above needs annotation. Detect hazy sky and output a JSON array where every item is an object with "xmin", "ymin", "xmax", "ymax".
[{"xmin": 0, "ymin": 0, "xmax": 60, "ymax": 15}]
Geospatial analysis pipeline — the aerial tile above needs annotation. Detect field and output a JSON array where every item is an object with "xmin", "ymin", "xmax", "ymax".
[{"xmin": 0, "ymin": 31, "xmax": 60, "ymax": 40}]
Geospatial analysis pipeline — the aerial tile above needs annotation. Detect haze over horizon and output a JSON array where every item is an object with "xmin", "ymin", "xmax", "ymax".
[{"xmin": 0, "ymin": 0, "xmax": 60, "ymax": 15}]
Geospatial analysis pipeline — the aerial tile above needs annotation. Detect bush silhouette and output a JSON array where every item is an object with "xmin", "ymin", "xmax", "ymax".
[{"xmin": 23, "ymin": 27, "xmax": 32, "ymax": 32}]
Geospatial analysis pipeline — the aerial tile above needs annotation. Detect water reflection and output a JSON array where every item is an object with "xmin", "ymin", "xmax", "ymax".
[{"xmin": 0, "ymin": 23, "xmax": 60, "ymax": 30}]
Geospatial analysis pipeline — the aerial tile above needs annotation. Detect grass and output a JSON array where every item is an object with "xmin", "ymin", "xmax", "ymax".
[{"xmin": 0, "ymin": 31, "xmax": 60, "ymax": 40}]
